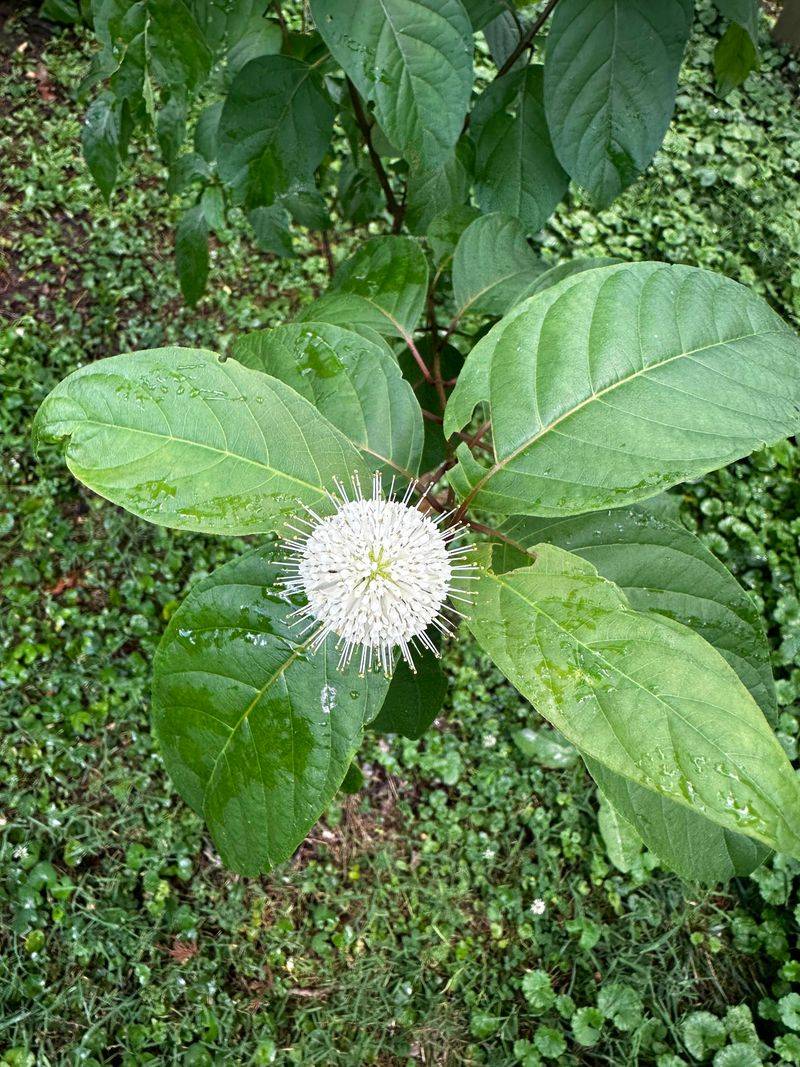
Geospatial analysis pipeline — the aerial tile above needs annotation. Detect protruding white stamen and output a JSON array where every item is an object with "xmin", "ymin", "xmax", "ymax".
[{"xmin": 279, "ymin": 474, "xmax": 474, "ymax": 674}]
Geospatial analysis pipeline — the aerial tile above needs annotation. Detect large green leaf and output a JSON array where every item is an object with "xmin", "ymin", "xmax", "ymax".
[
  {"xmin": 596, "ymin": 790, "xmax": 642, "ymax": 873},
  {"xmin": 496, "ymin": 507, "xmax": 777, "ymax": 722},
  {"xmin": 232, "ymin": 322, "xmax": 424, "ymax": 478},
  {"xmin": 543, "ymin": 0, "xmax": 693, "ymax": 206},
  {"xmin": 493, "ymin": 506, "xmax": 777, "ymax": 882},
  {"xmin": 452, "ymin": 213, "xmax": 545, "ymax": 320},
  {"xmin": 588, "ymin": 756, "xmax": 771, "ymax": 882},
  {"xmin": 714, "ymin": 22, "xmax": 758, "ymax": 97},
  {"xmin": 468, "ymin": 543, "xmax": 800, "ymax": 859},
  {"xmin": 471, "ymin": 67, "xmax": 568, "ymax": 234},
  {"xmin": 325, "ymin": 236, "xmax": 429, "ymax": 342},
  {"xmin": 309, "ymin": 0, "xmax": 474, "ymax": 168},
  {"xmin": 152, "ymin": 544, "xmax": 389, "ymax": 875},
  {"xmin": 216, "ymin": 55, "xmax": 334, "ymax": 206},
  {"xmin": 446, "ymin": 262, "xmax": 800, "ymax": 517},
  {"xmin": 33, "ymin": 347, "xmax": 371, "ymax": 535}
]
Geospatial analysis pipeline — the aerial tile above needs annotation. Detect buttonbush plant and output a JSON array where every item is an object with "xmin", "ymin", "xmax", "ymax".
[{"xmin": 32, "ymin": 0, "xmax": 800, "ymax": 882}]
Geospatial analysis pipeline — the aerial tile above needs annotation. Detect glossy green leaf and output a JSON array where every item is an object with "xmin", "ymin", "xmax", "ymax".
[
  {"xmin": 152, "ymin": 544, "xmax": 389, "ymax": 875},
  {"xmin": 370, "ymin": 650, "xmax": 447, "ymax": 740},
  {"xmin": 82, "ymin": 92, "xmax": 119, "ymax": 201},
  {"xmin": 33, "ymin": 347, "xmax": 371, "ymax": 535},
  {"xmin": 596, "ymin": 791, "xmax": 642, "ymax": 873},
  {"xmin": 175, "ymin": 205, "xmax": 209, "ymax": 306},
  {"xmin": 232, "ymin": 322, "xmax": 424, "ymax": 478},
  {"xmin": 588, "ymin": 756, "xmax": 771, "ymax": 882},
  {"xmin": 217, "ymin": 55, "xmax": 334, "ymax": 206},
  {"xmin": 472, "ymin": 67, "xmax": 568, "ymax": 234},
  {"xmin": 494, "ymin": 506, "xmax": 777, "ymax": 882},
  {"xmin": 452, "ymin": 213, "xmax": 544, "ymax": 320},
  {"xmin": 446, "ymin": 262, "xmax": 800, "ymax": 516},
  {"xmin": 326, "ymin": 236, "xmax": 429, "ymax": 342},
  {"xmin": 468, "ymin": 542, "xmax": 800, "ymax": 859},
  {"xmin": 294, "ymin": 294, "xmax": 396, "ymax": 357},
  {"xmin": 496, "ymin": 507, "xmax": 777, "ymax": 723},
  {"xmin": 544, "ymin": 0, "xmax": 693, "ymax": 206},
  {"xmin": 309, "ymin": 0, "xmax": 474, "ymax": 168},
  {"xmin": 494, "ymin": 507, "xmax": 775, "ymax": 880},
  {"xmin": 715, "ymin": 22, "xmax": 758, "ymax": 97}
]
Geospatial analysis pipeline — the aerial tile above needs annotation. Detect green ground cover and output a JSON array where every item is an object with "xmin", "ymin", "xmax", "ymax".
[{"xmin": 2, "ymin": 5, "xmax": 800, "ymax": 1064}]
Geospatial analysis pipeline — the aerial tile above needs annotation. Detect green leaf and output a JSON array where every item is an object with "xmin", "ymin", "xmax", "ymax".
[
  {"xmin": 226, "ymin": 13, "xmax": 282, "ymax": 77},
  {"xmin": 194, "ymin": 100, "xmax": 222, "ymax": 162},
  {"xmin": 588, "ymin": 757, "xmax": 771, "ymax": 882},
  {"xmin": 370, "ymin": 649, "xmax": 447, "ymax": 740},
  {"xmin": 309, "ymin": 0, "xmax": 474, "ymax": 168},
  {"xmin": 597, "ymin": 792, "xmax": 642, "ymax": 873},
  {"xmin": 175, "ymin": 205, "xmax": 209, "ymax": 306},
  {"xmin": 405, "ymin": 142, "xmax": 471, "ymax": 235},
  {"xmin": 512, "ymin": 726, "xmax": 578, "ymax": 768},
  {"xmin": 483, "ymin": 8, "xmax": 526, "ymax": 69},
  {"xmin": 495, "ymin": 507, "xmax": 776, "ymax": 883},
  {"xmin": 81, "ymin": 92, "xmax": 119, "ymax": 201},
  {"xmin": 156, "ymin": 94, "xmax": 187, "ymax": 167},
  {"xmin": 327, "ymin": 236, "xmax": 429, "ymax": 342},
  {"xmin": 232, "ymin": 322, "xmax": 424, "ymax": 478},
  {"xmin": 33, "ymin": 347, "xmax": 371, "ymax": 535},
  {"xmin": 509, "ymin": 256, "xmax": 621, "ymax": 305},
  {"xmin": 446, "ymin": 262, "xmax": 800, "ymax": 516},
  {"xmin": 147, "ymin": 0, "xmax": 212, "ymax": 91},
  {"xmin": 715, "ymin": 22, "xmax": 758, "ymax": 97},
  {"xmin": 152, "ymin": 544, "xmax": 389, "ymax": 875},
  {"xmin": 461, "ymin": 0, "xmax": 504, "ymax": 31},
  {"xmin": 496, "ymin": 507, "xmax": 777, "ymax": 722},
  {"xmin": 217, "ymin": 55, "xmax": 334, "ymax": 207},
  {"xmin": 543, "ymin": 0, "xmax": 693, "ymax": 206},
  {"xmin": 468, "ymin": 542, "xmax": 800, "ymax": 859},
  {"xmin": 452, "ymin": 212, "xmax": 544, "ymax": 320},
  {"xmin": 295, "ymin": 294, "xmax": 397, "ymax": 356},
  {"xmin": 248, "ymin": 204, "xmax": 294, "ymax": 257},
  {"xmin": 340, "ymin": 762, "xmax": 365, "ymax": 795},
  {"xmin": 596, "ymin": 984, "xmax": 644, "ymax": 1031},
  {"xmin": 426, "ymin": 204, "xmax": 481, "ymax": 267},
  {"xmin": 471, "ymin": 67, "xmax": 568, "ymax": 233}
]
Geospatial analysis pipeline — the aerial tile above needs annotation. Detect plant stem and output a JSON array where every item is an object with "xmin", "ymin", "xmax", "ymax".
[
  {"xmin": 346, "ymin": 78, "xmax": 404, "ymax": 230},
  {"xmin": 320, "ymin": 230, "xmax": 334, "ymax": 280},
  {"xmin": 496, "ymin": 0, "xmax": 562, "ymax": 79},
  {"xmin": 406, "ymin": 334, "xmax": 434, "ymax": 383}
]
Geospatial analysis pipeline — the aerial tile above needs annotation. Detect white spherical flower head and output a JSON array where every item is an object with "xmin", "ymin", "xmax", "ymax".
[{"xmin": 280, "ymin": 473, "xmax": 474, "ymax": 675}]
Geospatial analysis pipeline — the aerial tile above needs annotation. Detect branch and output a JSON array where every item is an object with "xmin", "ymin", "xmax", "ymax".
[
  {"xmin": 346, "ymin": 78, "xmax": 403, "ymax": 229},
  {"xmin": 495, "ymin": 0, "xmax": 562, "ymax": 79}
]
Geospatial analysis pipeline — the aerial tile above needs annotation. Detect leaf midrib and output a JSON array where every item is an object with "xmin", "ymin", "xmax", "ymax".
[
  {"xmin": 463, "ymin": 327, "xmax": 764, "ymax": 506},
  {"xmin": 69, "ymin": 416, "xmax": 326, "ymax": 496}
]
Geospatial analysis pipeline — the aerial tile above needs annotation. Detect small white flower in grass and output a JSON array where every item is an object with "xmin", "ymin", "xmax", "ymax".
[
  {"xmin": 279, "ymin": 472, "xmax": 475, "ymax": 675},
  {"xmin": 530, "ymin": 898, "xmax": 546, "ymax": 916}
]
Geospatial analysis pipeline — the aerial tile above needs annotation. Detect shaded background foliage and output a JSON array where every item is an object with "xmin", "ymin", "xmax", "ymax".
[{"xmin": 2, "ymin": 2, "xmax": 800, "ymax": 1064}]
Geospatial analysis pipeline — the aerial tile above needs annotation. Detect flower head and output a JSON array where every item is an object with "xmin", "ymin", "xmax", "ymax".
[{"xmin": 279, "ymin": 473, "xmax": 474, "ymax": 674}]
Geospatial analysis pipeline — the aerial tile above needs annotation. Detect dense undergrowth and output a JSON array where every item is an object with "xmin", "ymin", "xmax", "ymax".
[{"xmin": 2, "ymin": 4, "xmax": 800, "ymax": 1064}]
